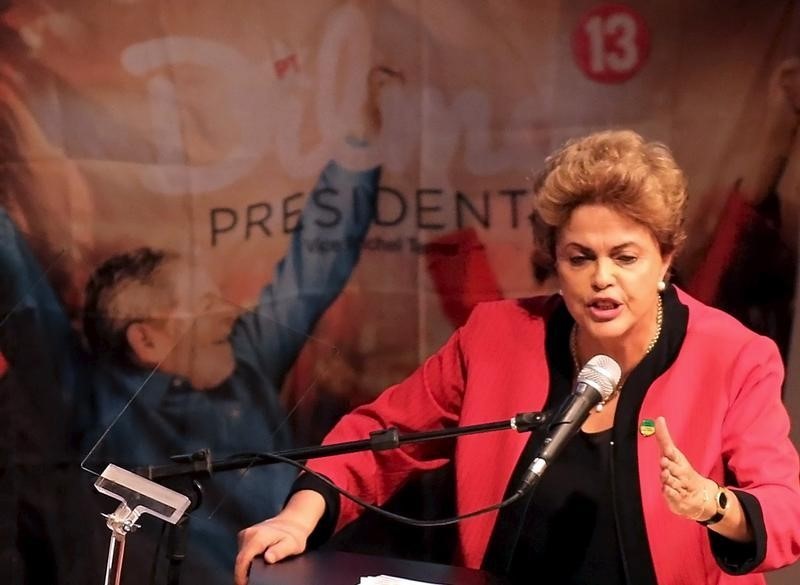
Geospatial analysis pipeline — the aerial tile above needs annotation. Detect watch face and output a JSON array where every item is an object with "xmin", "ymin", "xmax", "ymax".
[{"xmin": 718, "ymin": 490, "xmax": 728, "ymax": 510}]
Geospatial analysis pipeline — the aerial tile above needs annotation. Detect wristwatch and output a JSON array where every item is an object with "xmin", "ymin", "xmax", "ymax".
[{"xmin": 697, "ymin": 484, "xmax": 730, "ymax": 526}]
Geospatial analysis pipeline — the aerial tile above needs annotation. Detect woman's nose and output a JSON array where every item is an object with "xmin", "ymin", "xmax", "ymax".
[{"xmin": 591, "ymin": 258, "xmax": 614, "ymax": 290}]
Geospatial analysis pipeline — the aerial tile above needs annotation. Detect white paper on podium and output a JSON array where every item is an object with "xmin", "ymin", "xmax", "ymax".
[{"xmin": 358, "ymin": 576, "xmax": 442, "ymax": 585}]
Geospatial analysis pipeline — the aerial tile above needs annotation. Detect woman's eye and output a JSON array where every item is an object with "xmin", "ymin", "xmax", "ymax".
[
  {"xmin": 569, "ymin": 256, "xmax": 590, "ymax": 266},
  {"xmin": 616, "ymin": 255, "xmax": 637, "ymax": 264}
]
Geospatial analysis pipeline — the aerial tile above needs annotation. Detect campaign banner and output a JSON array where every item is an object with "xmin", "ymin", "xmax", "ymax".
[{"xmin": 0, "ymin": 2, "xmax": 798, "ymax": 583}]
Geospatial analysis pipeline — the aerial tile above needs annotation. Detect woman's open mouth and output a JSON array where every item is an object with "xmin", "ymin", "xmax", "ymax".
[{"xmin": 587, "ymin": 298, "xmax": 623, "ymax": 321}]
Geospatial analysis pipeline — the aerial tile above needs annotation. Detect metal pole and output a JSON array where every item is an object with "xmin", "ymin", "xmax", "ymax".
[{"xmin": 103, "ymin": 533, "xmax": 126, "ymax": 585}]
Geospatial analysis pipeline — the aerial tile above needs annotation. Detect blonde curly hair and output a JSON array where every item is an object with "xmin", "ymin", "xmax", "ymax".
[{"xmin": 530, "ymin": 129, "xmax": 688, "ymax": 281}]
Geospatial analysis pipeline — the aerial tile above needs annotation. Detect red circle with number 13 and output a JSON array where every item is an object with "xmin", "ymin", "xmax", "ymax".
[{"xmin": 572, "ymin": 3, "xmax": 651, "ymax": 84}]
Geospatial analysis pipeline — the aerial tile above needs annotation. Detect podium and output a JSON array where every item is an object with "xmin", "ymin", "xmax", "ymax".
[{"xmin": 249, "ymin": 550, "xmax": 507, "ymax": 585}]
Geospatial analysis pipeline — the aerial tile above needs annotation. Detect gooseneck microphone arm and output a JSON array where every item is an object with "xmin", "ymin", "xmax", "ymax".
[{"xmin": 135, "ymin": 410, "xmax": 550, "ymax": 482}]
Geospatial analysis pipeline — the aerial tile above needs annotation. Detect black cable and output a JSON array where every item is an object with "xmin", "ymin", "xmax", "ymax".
[{"xmin": 232, "ymin": 451, "xmax": 529, "ymax": 528}]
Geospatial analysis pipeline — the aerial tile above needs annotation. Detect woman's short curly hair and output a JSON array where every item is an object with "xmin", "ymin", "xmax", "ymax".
[{"xmin": 530, "ymin": 129, "xmax": 688, "ymax": 281}]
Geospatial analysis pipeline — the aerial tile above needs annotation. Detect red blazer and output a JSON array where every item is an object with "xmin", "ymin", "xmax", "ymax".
[{"xmin": 308, "ymin": 288, "xmax": 800, "ymax": 584}]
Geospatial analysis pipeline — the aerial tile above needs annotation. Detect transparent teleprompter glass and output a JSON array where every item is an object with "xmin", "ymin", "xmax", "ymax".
[{"xmin": 78, "ymin": 281, "xmax": 349, "ymax": 580}]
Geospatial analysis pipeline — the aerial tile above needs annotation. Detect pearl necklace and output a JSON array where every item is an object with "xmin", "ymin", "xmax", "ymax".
[{"xmin": 570, "ymin": 294, "xmax": 663, "ymax": 406}]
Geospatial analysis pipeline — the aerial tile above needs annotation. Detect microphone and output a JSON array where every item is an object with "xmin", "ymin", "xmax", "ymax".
[{"xmin": 515, "ymin": 354, "xmax": 621, "ymax": 497}]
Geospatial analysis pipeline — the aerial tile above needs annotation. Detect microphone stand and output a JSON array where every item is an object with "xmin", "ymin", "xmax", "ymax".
[{"xmin": 132, "ymin": 411, "xmax": 550, "ymax": 584}]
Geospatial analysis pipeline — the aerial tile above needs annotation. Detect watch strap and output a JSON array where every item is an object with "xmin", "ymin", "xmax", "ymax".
[{"xmin": 698, "ymin": 510, "xmax": 725, "ymax": 526}]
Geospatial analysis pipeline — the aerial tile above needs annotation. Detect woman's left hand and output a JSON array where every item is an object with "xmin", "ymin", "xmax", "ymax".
[{"xmin": 654, "ymin": 416, "xmax": 716, "ymax": 521}]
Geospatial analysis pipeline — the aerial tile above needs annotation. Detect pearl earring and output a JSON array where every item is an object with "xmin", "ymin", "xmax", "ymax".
[{"xmin": 657, "ymin": 280, "xmax": 666, "ymax": 292}]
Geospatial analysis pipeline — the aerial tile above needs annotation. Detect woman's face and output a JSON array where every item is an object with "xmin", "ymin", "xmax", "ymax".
[{"xmin": 555, "ymin": 203, "xmax": 672, "ymax": 353}]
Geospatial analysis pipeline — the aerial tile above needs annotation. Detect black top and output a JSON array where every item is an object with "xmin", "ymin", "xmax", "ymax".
[{"xmin": 503, "ymin": 427, "xmax": 623, "ymax": 584}]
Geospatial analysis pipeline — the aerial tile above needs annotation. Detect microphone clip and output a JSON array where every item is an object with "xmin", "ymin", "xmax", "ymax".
[{"xmin": 511, "ymin": 411, "xmax": 550, "ymax": 432}]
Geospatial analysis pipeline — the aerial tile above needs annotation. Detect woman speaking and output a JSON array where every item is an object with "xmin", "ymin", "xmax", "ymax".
[{"xmin": 236, "ymin": 130, "xmax": 800, "ymax": 585}]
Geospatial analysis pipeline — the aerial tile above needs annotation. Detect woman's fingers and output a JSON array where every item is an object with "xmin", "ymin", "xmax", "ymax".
[
  {"xmin": 234, "ymin": 523, "xmax": 305, "ymax": 585},
  {"xmin": 654, "ymin": 416, "xmax": 676, "ymax": 458},
  {"xmin": 654, "ymin": 416, "xmax": 715, "ymax": 520}
]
